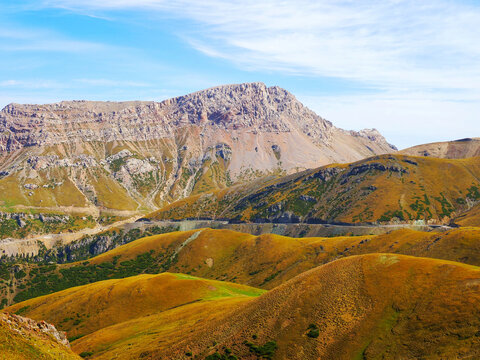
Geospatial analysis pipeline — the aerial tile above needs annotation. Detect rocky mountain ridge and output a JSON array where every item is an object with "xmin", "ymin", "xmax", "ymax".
[
  {"xmin": 0, "ymin": 83, "xmax": 393, "ymax": 152},
  {"xmin": 0, "ymin": 82, "xmax": 395, "ymax": 232}
]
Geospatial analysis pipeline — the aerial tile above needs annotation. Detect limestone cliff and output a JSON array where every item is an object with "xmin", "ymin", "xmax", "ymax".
[{"xmin": 0, "ymin": 82, "xmax": 395, "ymax": 219}]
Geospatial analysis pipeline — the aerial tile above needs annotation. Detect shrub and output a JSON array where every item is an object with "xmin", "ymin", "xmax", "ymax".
[
  {"xmin": 306, "ymin": 323, "xmax": 320, "ymax": 338},
  {"xmin": 244, "ymin": 340, "xmax": 277, "ymax": 359},
  {"xmin": 14, "ymin": 270, "xmax": 27, "ymax": 279}
]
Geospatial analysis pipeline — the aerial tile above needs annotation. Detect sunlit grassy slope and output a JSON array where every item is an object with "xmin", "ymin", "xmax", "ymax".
[
  {"xmin": 7, "ymin": 227, "xmax": 480, "ymax": 305},
  {"xmin": 150, "ymin": 154, "xmax": 480, "ymax": 224},
  {"xmin": 59, "ymin": 254, "xmax": 480, "ymax": 359},
  {"xmin": 5, "ymin": 227, "xmax": 480, "ymax": 359},
  {"xmin": 6, "ymin": 272, "xmax": 264, "ymax": 340},
  {"xmin": 0, "ymin": 313, "xmax": 80, "ymax": 360}
]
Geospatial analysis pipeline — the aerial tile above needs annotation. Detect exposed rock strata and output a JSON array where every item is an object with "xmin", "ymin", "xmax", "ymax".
[{"xmin": 0, "ymin": 82, "xmax": 396, "ymax": 215}]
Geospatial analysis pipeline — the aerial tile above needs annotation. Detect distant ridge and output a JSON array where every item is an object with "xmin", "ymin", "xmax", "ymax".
[{"xmin": 400, "ymin": 137, "xmax": 480, "ymax": 159}]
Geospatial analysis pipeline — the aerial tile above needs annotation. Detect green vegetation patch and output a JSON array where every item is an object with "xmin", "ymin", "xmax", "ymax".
[
  {"xmin": 79, "ymin": 351, "xmax": 94, "ymax": 358},
  {"xmin": 378, "ymin": 210, "xmax": 405, "ymax": 222},
  {"xmin": 244, "ymin": 340, "xmax": 278, "ymax": 359},
  {"xmin": 205, "ymin": 352, "xmax": 238, "ymax": 360},
  {"xmin": 13, "ymin": 250, "xmax": 171, "ymax": 303},
  {"xmin": 306, "ymin": 323, "xmax": 320, "ymax": 338},
  {"xmin": 467, "ymin": 185, "xmax": 480, "ymax": 201}
]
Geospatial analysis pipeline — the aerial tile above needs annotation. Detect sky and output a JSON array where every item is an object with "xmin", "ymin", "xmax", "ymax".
[{"xmin": 1, "ymin": 0, "xmax": 479, "ymax": 149}]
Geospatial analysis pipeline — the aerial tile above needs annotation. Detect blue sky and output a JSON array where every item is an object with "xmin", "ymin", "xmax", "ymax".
[{"xmin": 1, "ymin": 0, "xmax": 479, "ymax": 149}]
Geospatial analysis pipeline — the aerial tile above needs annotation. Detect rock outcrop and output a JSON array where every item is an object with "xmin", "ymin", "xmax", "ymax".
[
  {"xmin": 0, "ymin": 313, "xmax": 70, "ymax": 347},
  {"xmin": 0, "ymin": 312, "xmax": 79, "ymax": 359}
]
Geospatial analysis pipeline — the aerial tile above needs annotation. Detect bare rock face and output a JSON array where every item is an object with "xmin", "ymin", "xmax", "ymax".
[
  {"xmin": 1, "ymin": 312, "xmax": 70, "ymax": 347},
  {"xmin": 0, "ymin": 82, "xmax": 396, "ymax": 215}
]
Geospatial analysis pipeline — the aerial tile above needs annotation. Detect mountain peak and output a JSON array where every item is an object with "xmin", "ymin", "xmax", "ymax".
[{"xmin": 0, "ymin": 83, "xmax": 395, "ymax": 214}]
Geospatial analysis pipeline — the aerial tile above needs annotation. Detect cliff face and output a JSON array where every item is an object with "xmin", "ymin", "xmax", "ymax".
[{"xmin": 0, "ymin": 82, "xmax": 395, "ymax": 216}]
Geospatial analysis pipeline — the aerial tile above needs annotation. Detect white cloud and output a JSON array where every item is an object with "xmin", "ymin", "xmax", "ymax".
[
  {"xmin": 41, "ymin": 1, "xmax": 480, "ymax": 91},
  {"xmin": 0, "ymin": 79, "xmax": 65, "ymax": 89},
  {"xmin": 0, "ymin": 24, "xmax": 107, "ymax": 53}
]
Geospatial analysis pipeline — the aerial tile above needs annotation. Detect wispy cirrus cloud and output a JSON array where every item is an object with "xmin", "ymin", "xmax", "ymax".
[
  {"xmin": 0, "ymin": 25, "xmax": 107, "ymax": 53},
  {"xmin": 41, "ymin": 0, "xmax": 480, "ymax": 94},
  {"xmin": 0, "ymin": 79, "xmax": 66, "ymax": 89},
  {"xmin": 0, "ymin": 78, "xmax": 152, "ymax": 89}
]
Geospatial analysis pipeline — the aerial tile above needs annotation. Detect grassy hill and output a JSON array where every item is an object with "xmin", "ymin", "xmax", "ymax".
[
  {"xmin": 5, "ymin": 272, "xmax": 264, "ymax": 342},
  {"xmin": 0, "ymin": 312, "xmax": 80, "ymax": 360},
  {"xmin": 4, "ymin": 227, "xmax": 480, "ymax": 359},
  {"xmin": 5, "ymin": 227, "xmax": 480, "ymax": 306},
  {"xmin": 400, "ymin": 137, "xmax": 480, "ymax": 159},
  {"xmin": 186, "ymin": 254, "xmax": 480, "ymax": 360},
  {"xmin": 149, "ymin": 154, "xmax": 480, "ymax": 224},
  {"xmin": 25, "ymin": 254, "xmax": 480, "ymax": 360}
]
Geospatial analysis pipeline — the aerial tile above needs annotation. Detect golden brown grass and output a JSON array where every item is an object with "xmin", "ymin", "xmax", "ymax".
[
  {"xmin": 37, "ymin": 254, "xmax": 480, "ymax": 359},
  {"xmin": 8, "ymin": 227, "xmax": 480, "ymax": 308},
  {"xmin": 90, "ymin": 174, "xmax": 139, "ymax": 211},
  {"xmin": 139, "ymin": 254, "xmax": 480, "ymax": 360},
  {"xmin": 74, "ymin": 227, "xmax": 480, "ymax": 290},
  {"xmin": 84, "ymin": 229, "xmax": 200, "ymax": 264},
  {"xmin": 5, "ymin": 226, "xmax": 480, "ymax": 359},
  {"xmin": 73, "ymin": 297, "xmax": 250, "ymax": 359},
  {"xmin": 456, "ymin": 203, "xmax": 480, "ymax": 226},
  {"xmin": 5, "ymin": 272, "xmax": 265, "ymax": 341}
]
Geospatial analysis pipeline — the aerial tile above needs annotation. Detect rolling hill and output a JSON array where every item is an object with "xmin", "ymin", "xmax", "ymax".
[
  {"xmin": 154, "ymin": 254, "xmax": 480, "ymax": 360},
  {"xmin": 149, "ymin": 154, "xmax": 480, "ymax": 224},
  {"xmin": 6, "ymin": 272, "xmax": 264, "ymax": 341},
  {"xmin": 9, "ymin": 254, "xmax": 480, "ymax": 359},
  {"xmin": 6, "ymin": 226, "xmax": 480, "ymax": 306}
]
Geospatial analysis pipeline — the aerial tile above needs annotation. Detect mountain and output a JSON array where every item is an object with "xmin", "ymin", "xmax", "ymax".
[
  {"xmin": 0, "ymin": 312, "xmax": 79, "ymax": 359},
  {"xmin": 150, "ymin": 154, "xmax": 480, "ymax": 224},
  {"xmin": 400, "ymin": 137, "xmax": 480, "ymax": 158},
  {"xmin": 0, "ymin": 82, "xmax": 395, "ymax": 238},
  {"xmin": 8, "ymin": 254, "xmax": 480, "ymax": 359}
]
